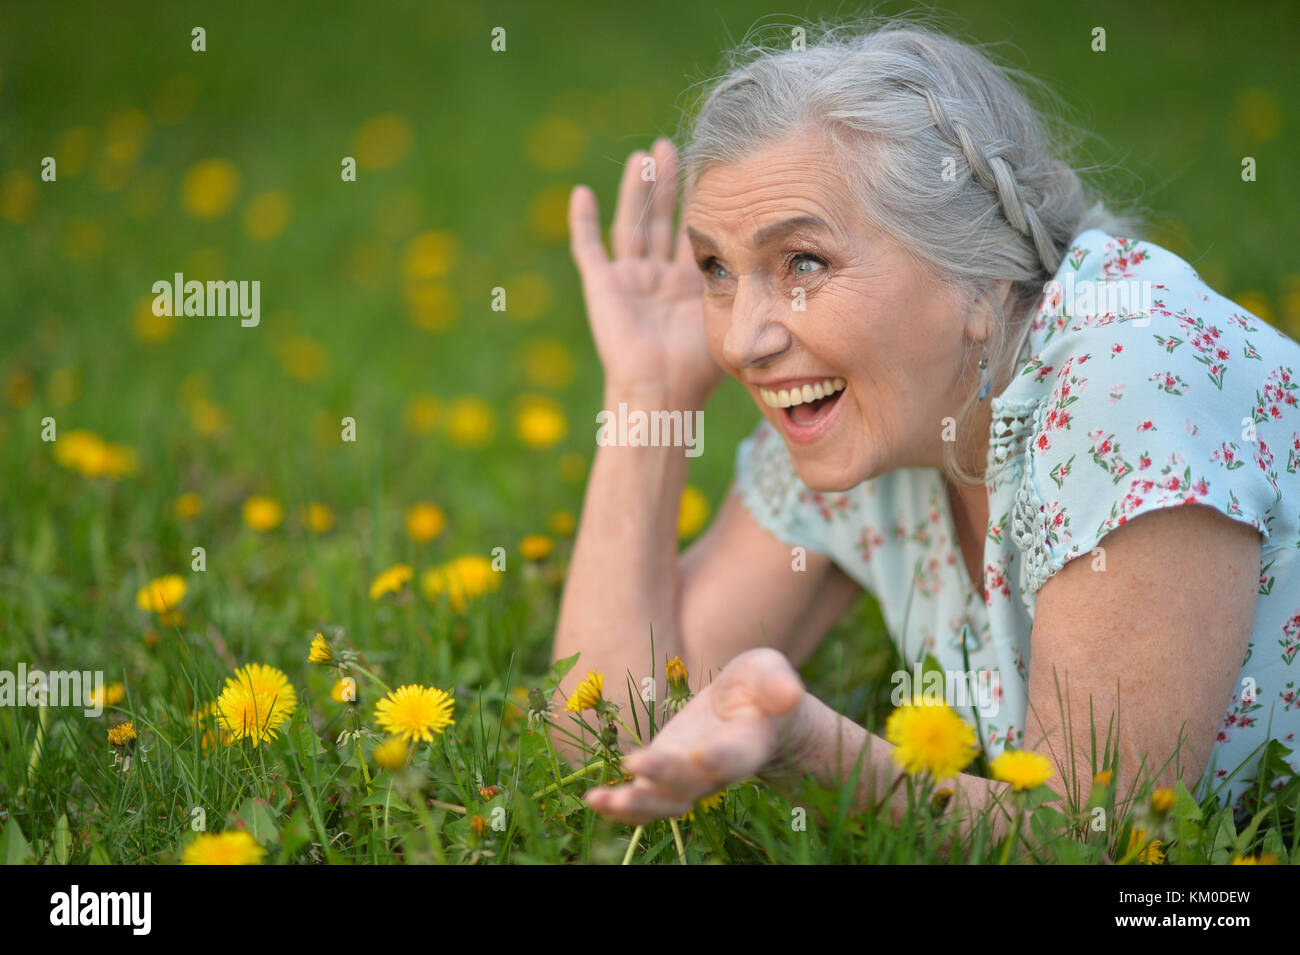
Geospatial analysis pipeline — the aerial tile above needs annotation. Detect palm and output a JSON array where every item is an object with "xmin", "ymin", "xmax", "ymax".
[
  {"xmin": 568, "ymin": 138, "xmax": 723, "ymax": 402},
  {"xmin": 584, "ymin": 648, "xmax": 806, "ymax": 825}
]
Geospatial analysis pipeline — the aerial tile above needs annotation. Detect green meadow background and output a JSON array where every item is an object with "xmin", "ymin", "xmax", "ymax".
[{"xmin": 0, "ymin": 0, "xmax": 1296, "ymax": 864}]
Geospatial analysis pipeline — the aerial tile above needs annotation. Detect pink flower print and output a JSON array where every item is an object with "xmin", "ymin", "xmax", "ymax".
[
  {"xmin": 1110, "ymin": 343, "xmax": 1123, "ymax": 358},
  {"xmin": 1281, "ymin": 612, "xmax": 1300, "ymax": 666},
  {"xmin": 857, "ymin": 526, "xmax": 885, "ymax": 564},
  {"xmin": 1108, "ymin": 383, "xmax": 1125, "ymax": 404},
  {"xmin": 1137, "ymin": 420, "xmax": 1156, "ymax": 433}
]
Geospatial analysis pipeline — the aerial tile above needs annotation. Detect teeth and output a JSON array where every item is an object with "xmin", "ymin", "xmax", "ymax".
[{"xmin": 758, "ymin": 377, "xmax": 845, "ymax": 409}]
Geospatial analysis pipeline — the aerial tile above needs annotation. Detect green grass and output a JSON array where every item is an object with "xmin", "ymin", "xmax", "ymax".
[{"xmin": 1, "ymin": 0, "xmax": 1298, "ymax": 863}]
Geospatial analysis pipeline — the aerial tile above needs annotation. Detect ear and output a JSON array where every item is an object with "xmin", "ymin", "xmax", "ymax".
[{"xmin": 965, "ymin": 280, "xmax": 1011, "ymax": 343}]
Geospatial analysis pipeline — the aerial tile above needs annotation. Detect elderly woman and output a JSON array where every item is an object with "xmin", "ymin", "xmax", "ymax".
[{"xmin": 552, "ymin": 21, "xmax": 1300, "ymax": 832}]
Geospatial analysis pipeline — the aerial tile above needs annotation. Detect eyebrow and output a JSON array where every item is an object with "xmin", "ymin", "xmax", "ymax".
[{"xmin": 686, "ymin": 214, "xmax": 831, "ymax": 253}]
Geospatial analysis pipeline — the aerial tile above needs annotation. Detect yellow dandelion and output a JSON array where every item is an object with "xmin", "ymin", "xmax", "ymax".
[
  {"xmin": 107, "ymin": 722, "xmax": 137, "ymax": 747},
  {"xmin": 1092, "ymin": 769, "xmax": 1114, "ymax": 788},
  {"xmin": 520, "ymin": 534, "xmax": 553, "ymax": 561},
  {"xmin": 565, "ymin": 670, "xmax": 603, "ymax": 712},
  {"xmin": 405, "ymin": 502, "xmax": 446, "ymax": 543},
  {"xmin": 242, "ymin": 189, "xmax": 291, "ymax": 242},
  {"xmin": 520, "ymin": 338, "xmax": 576, "ymax": 390},
  {"xmin": 307, "ymin": 632, "xmax": 332, "ymax": 665},
  {"xmin": 181, "ymin": 158, "xmax": 240, "ymax": 220},
  {"xmin": 353, "ymin": 114, "xmax": 412, "ymax": 171},
  {"xmin": 678, "ymin": 485, "xmax": 710, "ymax": 539},
  {"xmin": 215, "ymin": 663, "xmax": 298, "ymax": 746},
  {"xmin": 1126, "ymin": 827, "xmax": 1165, "ymax": 865},
  {"xmin": 373, "ymin": 736, "xmax": 410, "ymax": 771},
  {"xmin": 1231, "ymin": 853, "xmax": 1278, "ymax": 865},
  {"xmin": 136, "ymin": 574, "xmax": 187, "ymax": 615},
  {"xmin": 883, "ymin": 699, "xmax": 979, "ymax": 780},
  {"xmin": 549, "ymin": 509, "xmax": 576, "ymax": 537},
  {"xmin": 419, "ymin": 555, "xmax": 500, "ymax": 612},
  {"xmin": 330, "ymin": 677, "xmax": 358, "ymax": 705},
  {"xmin": 666, "ymin": 656, "xmax": 689, "ymax": 695},
  {"xmin": 374, "ymin": 684, "xmax": 455, "ymax": 743},
  {"xmin": 369, "ymin": 563, "xmax": 413, "ymax": 600},
  {"xmin": 445, "ymin": 395, "xmax": 496, "ymax": 448},
  {"xmin": 685, "ymin": 790, "xmax": 725, "ymax": 821},
  {"xmin": 242, "ymin": 496, "xmax": 283, "ymax": 532},
  {"xmin": 525, "ymin": 115, "xmax": 588, "ymax": 172},
  {"xmin": 182, "ymin": 831, "xmax": 265, "ymax": 866},
  {"xmin": 515, "ymin": 395, "xmax": 568, "ymax": 448},
  {"xmin": 173, "ymin": 492, "xmax": 202, "ymax": 520},
  {"xmin": 990, "ymin": 749, "xmax": 1054, "ymax": 792},
  {"xmin": 503, "ymin": 270, "xmax": 552, "ymax": 321},
  {"xmin": 1150, "ymin": 788, "xmax": 1176, "ymax": 814},
  {"xmin": 276, "ymin": 335, "xmax": 328, "ymax": 382},
  {"xmin": 133, "ymin": 294, "xmax": 176, "ymax": 343},
  {"xmin": 403, "ymin": 229, "xmax": 458, "ymax": 280},
  {"xmin": 403, "ymin": 394, "xmax": 442, "ymax": 435},
  {"xmin": 87, "ymin": 682, "xmax": 126, "ymax": 710},
  {"xmin": 299, "ymin": 502, "xmax": 335, "ymax": 534}
]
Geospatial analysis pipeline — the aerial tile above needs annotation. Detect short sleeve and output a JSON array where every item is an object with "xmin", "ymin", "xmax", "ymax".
[
  {"xmin": 732, "ymin": 417, "xmax": 830, "ymax": 555},
  {"xmin": 1009, "ymin": 235, "xmax": 1282, "ymax": 595}
]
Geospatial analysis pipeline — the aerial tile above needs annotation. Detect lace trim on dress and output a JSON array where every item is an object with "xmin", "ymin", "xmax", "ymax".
[{"xmin": 1004, "ymin": 396, "xmax": 1059, "ymax": 594}]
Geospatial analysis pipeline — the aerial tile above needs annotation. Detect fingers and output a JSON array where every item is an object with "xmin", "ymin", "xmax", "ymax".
[
  {"xmin": 624, "ymin": 722, "xmax": 769, "ymax": 795},
  {"xmin": 611, "ymin": 145, "xmax": 653, "ymax": 259},
  {"xmin": 568, "ymin": 183, "xmax": 608, "ymax": 276},
  {"xmin": 646, "ymin": 138, "xmax": 678, "ymax": 259},
  {"xmin": 585, "ymin": 777, "xmax": 692, "ymax": 826}
]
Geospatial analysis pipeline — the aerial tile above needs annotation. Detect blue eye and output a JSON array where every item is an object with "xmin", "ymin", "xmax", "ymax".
[{"xmin": 792, "ymin": 255, "xmax": 825, "ymax": 275}]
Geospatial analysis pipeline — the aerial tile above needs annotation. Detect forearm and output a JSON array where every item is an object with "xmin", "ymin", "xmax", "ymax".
[
  {"xmin": 762, "ymin": 691, "xmax": 1027, "ymax": 850},
  {"xmin": 551, "ymin": 386, "xmax": 698, "ymax": 746}
]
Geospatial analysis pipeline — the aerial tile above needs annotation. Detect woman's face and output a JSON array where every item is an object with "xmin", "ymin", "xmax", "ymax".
[{"xmin": 684, "ymin": 133, "xmax": 985, "ymax": 492}]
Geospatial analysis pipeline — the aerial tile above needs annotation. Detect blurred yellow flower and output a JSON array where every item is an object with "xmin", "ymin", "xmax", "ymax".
[
  {"xmin": 420, "ymin": 555, "xmax": 501, "ymax": 612},
  {"xmin": 565, "ymin": 670, "xmax": 603, "ymax": 712},
  {"xmin": 373, "ymin": 736, "xmax": 410, "ymax": 771},
  {"xmin": 276, "ymin": 335, "xmax": 328, "ymax": 382},
  {"xmin": 183, "ymin": 831, "xmax": 265, "ymax": 865},
  {"xmin": 54, "ymin": 429, "xmax": 138, "ymax": 479},
  {"xmin": 884, "ymin": 698, "xmax": 979, "ymax": 780},
  {"xmin": 1092, "ymin": 770, "xmax": 1114, "ymax": 789},
  {"xmin": 520, "ymin": 534, "xmax": 554, "ymax": 561},
  {"xmin": 88, "ymin": 682, "xmax": 126, "ymax": 709},
  {"xmin": 1231, "ymin": 853, "xmax": 1278, "ymax": 865},
  {"xmin": 525, "ymin": 115, "xmax": 588, "ymax": 172},
  {"xmin": 353, "ymin": 113, "xmax": 412, "ymax": 170},
  {"xmin": 685, "ymin": 790, "xmax": 724, "ymax": 821},
  {"xmin": 181, "ymin": 158, "xmax": 240, "ymax": 219},
  {"xmin": 528, "ymin": 184, "xmax": 570, "ymax": 242},
  {"xmin": 300, "ymin": 502, "xmax": 335, "ymax": 533},
  {"xmin": 403, "ymin": 394, "xmax": 442, "ymax": 435},
  {"xmin": 520, "ymin": 338, "xmax": 576, "ymax": 390},
  {"xmin": 104, "ymin": 109, "xmax": 150, "ymax": 165},
  {"xmin": 990, "ymin": 749, "xmax": 1053, "ymax": 792},
  {"xmin": 215, "ymin": 663, "xmax": 297, "ymax": 746},
  {"xmin": 1235, "ymin": 88, "xmax": 1281, "ymax": 142},
  {"xmin": 503, "ymin": 271, "xmax": 552, "ymax": 321},
  {"xmin": 1150, "ymin": 788, "xmax": 1176, "ymax": 813},
  {"xmin": 559, "ymin": 452, "xmax": 587, "ymax": 484},
  {"xmin": 1, "ymin": 170, "xmax": 38, "ymax": 224},
  {"xmin": 136, "ymin": 574, "xmax": 187, "ymax": 615},
  {"xmin": 403, "ymin": 230, "xmax": 458, "ymax": 280},
  {"xmin": 405, "ymin": 503, "xmax": 446, "ymax": 544},
  {"xmin": 445, "ymin": 396, "xmax": 496, "ymax": 448},
  {"xmin": 242, "ymin": 496, "xmax": 283, "ymax": 532},
  {"xmin": 374, "ymin": 685, "xmax": 455, "ymax": 743},
  {"xmin": 6, "ymin": 370, "xmax": 33, "ymax": 408},
  {"xmin": 54, "ymin": 126, "xmax": 93, "ymax": 177},
  {"xmin": 678, "ymin": 485, "xmax": 710, "ymax": 539},
  {"xmin": 330, "ymin": 677, "xmax": 358, "ymax": 705},
  {"xmin": 1234, "ymin": 291, "xmax": 1274, "ymax": 324},
  {"xmin": 370, "ymin": 563, "xmax": 414, "ymax": 600},
  {"xmin": 405, "ymin": 280, "xmax": 458, "ymax": 332},
  {"xmin": 549, "ymin": 510, "xmax": 576, "ymax": 537},
  {"xmin": 49, "ymin": 366, "xmax": 81, "ymax": 405},
  {"xmin": 189, "ymin": 397, "xmax": 230, "ymax": 437},
  {"xmin": 133, "ymin": 295, "xmax": 176, "ymax": 343},
  {"xmin": 515, "ymin": 395, "xmax": 568, "ymax": 448},
  {"xmin": 243, "ymin": 189, "xmax": 291, "ymax": 241}
]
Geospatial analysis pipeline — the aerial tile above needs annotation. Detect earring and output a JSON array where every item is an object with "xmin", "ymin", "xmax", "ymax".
[{"xmin": 977, "ymin": 350, "xmax": 991, "ymax": 400}]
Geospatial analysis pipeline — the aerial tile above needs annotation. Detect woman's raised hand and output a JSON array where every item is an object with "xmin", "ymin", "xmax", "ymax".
[{"xmin": 568, "ymin": 137, "xmax": 724, "ymax": 406}]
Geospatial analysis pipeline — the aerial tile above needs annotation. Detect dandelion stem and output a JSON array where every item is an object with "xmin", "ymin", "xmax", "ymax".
[
  {"xmin": 668, "ymin": 817, "xmax": 687, "ymax": 864},
  {"xmin": 621, "ymin": 825, "xmax": 644, "ymax": 865},
  {"xmin": 539, "ymin": 720, "xmax": 567, "ymax": 797},
  {"xmin": 530, "ymin": 759, "xmax": 607, "ymax": 799}
]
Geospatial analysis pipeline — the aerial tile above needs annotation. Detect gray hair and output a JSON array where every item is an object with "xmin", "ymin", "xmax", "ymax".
[{"xmin": 676, "ymin": 13, "xmax": 1137, "ymax": 485}]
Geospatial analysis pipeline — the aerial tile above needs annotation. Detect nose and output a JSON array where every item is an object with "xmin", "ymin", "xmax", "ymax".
[{"xmin": 721, "ymin": 279, "xmax": 792, "ymax": 371}]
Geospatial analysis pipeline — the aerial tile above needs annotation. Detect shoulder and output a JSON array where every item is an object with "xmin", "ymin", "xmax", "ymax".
[{"xmin": 1004, "ymin": 229, "xmax": 1300, "ymax": 592}]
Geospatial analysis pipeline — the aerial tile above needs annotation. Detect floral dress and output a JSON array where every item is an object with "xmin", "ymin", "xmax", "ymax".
[{"xmin": 733, "ymin": 228, "xmax": 1300, "ymax": 815}]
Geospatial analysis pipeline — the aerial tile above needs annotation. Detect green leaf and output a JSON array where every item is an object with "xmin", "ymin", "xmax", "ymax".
[
  {"xmin": 231, "ymin": 798, "xmax": 280, "ymax": 846},
  {"xmin": 1209, "ymin": 807, "xmax": 1237, "ymax": 864},
  {"xmin": 2, "ymin": 818, "xmax": 33, "ymax": 865},
  {"xmin": 288, "ymin": 714, "xmax": 325, "ymax": 758},
  {"xmin": 1260, "ymin": 827, "xmax": 1288, "ymax": 864},
  {"xmin": 279, "ymin": 805, "xmax": 312, "ymax": 859},
  {"xmin": 551, "ymin": 652, "xmax": 580, "ymax": 683},
  {"xmin": 52, "ymin": 813, "xmax": 70, "ymax": 865}
]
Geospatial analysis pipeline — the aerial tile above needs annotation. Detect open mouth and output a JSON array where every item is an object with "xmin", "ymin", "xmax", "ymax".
[{"xmin": 758, "ymin": 377, "xmax": 846, "ymax": 427}]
